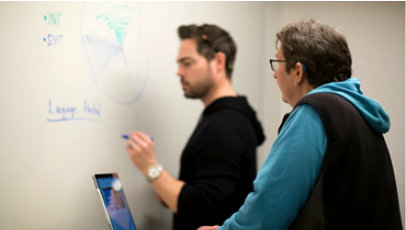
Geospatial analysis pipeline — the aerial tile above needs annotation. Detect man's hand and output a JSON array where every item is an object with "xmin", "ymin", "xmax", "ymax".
[
  {"xmin": 126, "ymin": 131, "xmax": 158, "ymax": 176},
  {"xmin": 197, "ymin": 226, "xmax": 220, "ymax": 230}
]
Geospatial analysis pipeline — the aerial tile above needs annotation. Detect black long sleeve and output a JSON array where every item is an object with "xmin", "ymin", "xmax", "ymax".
[{"xmin": 173, "ymin": 96, "xmax": 264, "ymax": 230}]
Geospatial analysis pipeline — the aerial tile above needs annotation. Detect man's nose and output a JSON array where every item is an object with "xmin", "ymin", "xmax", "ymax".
[{"xmin": 177, "ymin": 66, "xmax": 184, "ymax": 78}]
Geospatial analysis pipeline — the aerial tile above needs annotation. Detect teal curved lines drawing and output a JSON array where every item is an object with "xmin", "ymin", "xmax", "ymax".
[
  {"xmin": 95, "ymin": 4, "xmax": 130, "ymax": 46},
  {"xmin": 81, "ymin": 2, "xmax": 148, "ymax": 104}
]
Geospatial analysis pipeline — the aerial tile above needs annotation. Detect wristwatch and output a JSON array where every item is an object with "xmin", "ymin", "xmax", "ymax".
[{"xmin": 147, "ymin": 163, "xmax": 163, "ymax": 182}]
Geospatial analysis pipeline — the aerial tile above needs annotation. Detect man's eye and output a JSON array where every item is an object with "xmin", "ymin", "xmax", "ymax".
[{"xmin": 183, "ymin": 62, "xmax": 192, "ymax": 67}]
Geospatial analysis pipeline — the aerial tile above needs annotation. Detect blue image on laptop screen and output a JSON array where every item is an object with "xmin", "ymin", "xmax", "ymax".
[{"xmin": 96, "ymin": 175, "xmax": 136, "ymax": 230}]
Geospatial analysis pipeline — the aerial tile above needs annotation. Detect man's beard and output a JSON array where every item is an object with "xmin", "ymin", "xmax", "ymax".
[
  {"xmin": 183, "ymin": 81, "xmax": 212, "ymax": 99},
  {"xmin": 183, "ymin": 69, "xmax": 214, "ymax": 99}
]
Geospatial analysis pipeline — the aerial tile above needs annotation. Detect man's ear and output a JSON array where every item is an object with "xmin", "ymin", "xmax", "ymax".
[
  {"xmin": 214, "ymin": 52, "xmax": 227, "ymax": 74},
  {"xmin": 294, "ymin": 62, "xmax": 306, "ymax": 85}
]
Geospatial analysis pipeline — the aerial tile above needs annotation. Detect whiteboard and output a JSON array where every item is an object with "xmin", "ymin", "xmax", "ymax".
[{"xmin": 0, "ymin": 2, "xmax": 265, "ymax": 229}]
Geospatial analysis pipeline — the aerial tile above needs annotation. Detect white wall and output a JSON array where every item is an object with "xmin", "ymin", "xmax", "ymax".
[{"xmin": 0, "ymin": 2, "xmax": 403, "ymax": 229}]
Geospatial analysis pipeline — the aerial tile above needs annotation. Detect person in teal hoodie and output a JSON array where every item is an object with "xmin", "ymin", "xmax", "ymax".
[{"xmin": 198, "ymin": 18, "xmax": 402, "ymax": 230}]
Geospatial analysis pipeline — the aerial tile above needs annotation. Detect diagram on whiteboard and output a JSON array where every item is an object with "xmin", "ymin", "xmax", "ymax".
[{"xmin": 80, "ymin": 2, "xmax": 148, "ymax": 104}]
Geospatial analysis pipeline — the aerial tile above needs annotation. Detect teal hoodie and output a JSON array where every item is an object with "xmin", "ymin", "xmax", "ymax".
[
  {"xmin": 220, "ymin": 78, "xmax": 390, "ymax": 230},
  {"xmin": 309, "ymin": 77, "xmax": 390, "ymax": 133}
]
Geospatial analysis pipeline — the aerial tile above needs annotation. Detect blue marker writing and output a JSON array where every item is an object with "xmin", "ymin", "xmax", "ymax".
[{"xmin": 122, "ymin": 134, "xmax": 154, "ymax": 141}]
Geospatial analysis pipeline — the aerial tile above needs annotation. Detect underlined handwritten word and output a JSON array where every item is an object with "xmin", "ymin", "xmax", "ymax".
[{"xmin": 47, "ymin": 100, "xmax": 102, "ymax": 122}]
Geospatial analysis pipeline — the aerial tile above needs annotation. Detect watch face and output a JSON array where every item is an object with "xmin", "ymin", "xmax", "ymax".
[
  {"xmin": 149, "ymin": 168, "xmax": 159, "ymax": 178},
  {"xmin": 147, "ymin": 164, "xmax": 162, "ymax": 182}
]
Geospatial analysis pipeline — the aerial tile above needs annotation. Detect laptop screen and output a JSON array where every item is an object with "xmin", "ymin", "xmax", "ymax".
[{"xmin": 93, "ymin": 173, "xmax": 136, "ymax": 230}]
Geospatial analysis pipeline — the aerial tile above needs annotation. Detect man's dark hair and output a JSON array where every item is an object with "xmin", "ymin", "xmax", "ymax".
[
  {"xmin": 178, "ymin": 24, "xmax": 237, "ymax": 79},
  {"xmin": 276, "ymin": 18, "xmax": 352, "ymax": 87}
]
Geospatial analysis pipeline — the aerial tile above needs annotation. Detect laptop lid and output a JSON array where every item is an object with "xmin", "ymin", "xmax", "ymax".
[{"xmin": 93, "ymin": 173, "xmax": 136, "ymax": 230}]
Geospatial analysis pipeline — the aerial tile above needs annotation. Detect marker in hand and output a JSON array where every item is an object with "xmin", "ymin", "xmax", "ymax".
[{"xmin": 122, "ymin": 134, "xmax": 154, "ymax": 141}]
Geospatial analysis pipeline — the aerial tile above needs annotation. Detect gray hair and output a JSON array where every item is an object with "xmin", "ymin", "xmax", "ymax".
[{"xmin": 276, "ymin": 18, "xmax": 352, "ymax": 87}]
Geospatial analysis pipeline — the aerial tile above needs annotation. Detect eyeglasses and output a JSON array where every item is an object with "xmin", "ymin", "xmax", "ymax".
[{"xmin": 269, "ymin": 59, "xmax": 287, "ymax": 71}]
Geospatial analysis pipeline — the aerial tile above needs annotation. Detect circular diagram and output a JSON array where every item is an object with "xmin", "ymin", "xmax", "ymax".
[{"xmin": 81, "ymin": 2, "xmax": 148, "ymax": 104}]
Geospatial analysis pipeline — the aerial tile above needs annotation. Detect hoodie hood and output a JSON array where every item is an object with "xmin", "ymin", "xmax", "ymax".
[
  {"xmin": 308, "ymin": 78, "xmax": 390, "ymax": 134},
  {"xmin": 204, "ymin": 96, "xmax": 266, "ymax": 145}
]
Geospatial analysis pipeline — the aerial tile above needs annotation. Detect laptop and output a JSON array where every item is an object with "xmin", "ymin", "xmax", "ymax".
[{"xmin": 93, "ymin": 173, "xmax": 137, "ymax": 230}]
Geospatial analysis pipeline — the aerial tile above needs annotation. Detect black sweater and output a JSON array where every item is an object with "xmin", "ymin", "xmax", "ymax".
[{"xmin": 174, "ymin": 96, "xmax": 265, "ymax": 230}]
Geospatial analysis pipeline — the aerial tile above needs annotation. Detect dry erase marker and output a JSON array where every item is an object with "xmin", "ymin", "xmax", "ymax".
[{"xmin": 121, "ymin": 134, "xmax": 154, "ymax": 141}]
